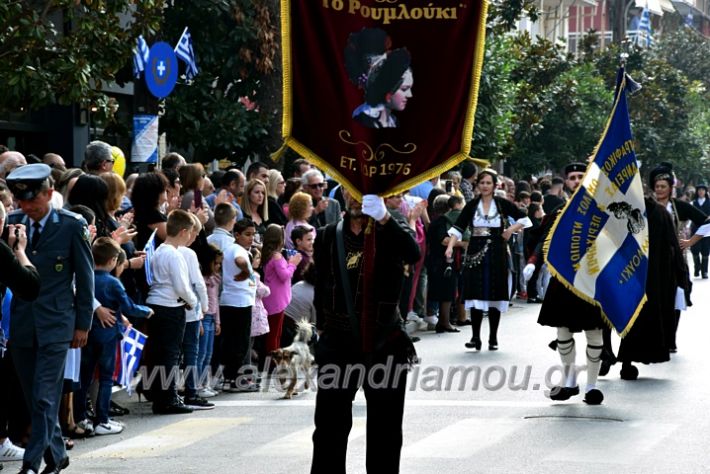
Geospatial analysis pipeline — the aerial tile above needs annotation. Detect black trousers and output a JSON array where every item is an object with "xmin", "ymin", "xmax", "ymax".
[
  {"xmin": 311, "ymin": 332, "xmax": 408, "ymax": 474},
  {"xmin": 145, "ymin": 305, "xmax": 186, "ymax": 408},
  {"xmin": 219, "ymin": 306, "xmax": 252, "ymax": 381},
  {"xmin": 0, "ymin": 346, "xmax": 30, "ymax": 441}
]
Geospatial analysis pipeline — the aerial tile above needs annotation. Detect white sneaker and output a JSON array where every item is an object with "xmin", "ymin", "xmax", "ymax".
[
  {"xmin": 197, "ymin": 387, "xmax": 217, "ymax": 398},
  {"xmin": 406, "ymin": 311, "xmax": 420, "ymax": 322},
  {"xmin": 423, "ymin": 315, "xmax": 439, "ymax": 325},
  {"xmin": 0, "ymin": 438, "xmax": 25, "ymax": 461},
  {"xmin": 107, "ymin": 419, "xmax": 124, "ymax": 428},
  {"xmin": 94, "ymin": 421, "xmax": 124, "ymax": 435},
  {"xmin": 76, "ymin": 418, "xmax": 94, "ymax": 435}
]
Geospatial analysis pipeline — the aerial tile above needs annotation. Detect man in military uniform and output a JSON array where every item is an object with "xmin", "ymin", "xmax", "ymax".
[{"xmin": 5, "ymin": 164, "xmax": 94, "ymax": 474}]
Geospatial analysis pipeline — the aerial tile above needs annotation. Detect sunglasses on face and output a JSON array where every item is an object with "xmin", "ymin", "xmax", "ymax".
[{"xmin": 307, "ymin": 183, "xmax": 327, "ymax": 189}]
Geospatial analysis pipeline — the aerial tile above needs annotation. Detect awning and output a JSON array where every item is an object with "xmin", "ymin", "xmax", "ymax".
[{"xmin": 635, "ymin": 0, "xmax": 664, "ymax": 16}]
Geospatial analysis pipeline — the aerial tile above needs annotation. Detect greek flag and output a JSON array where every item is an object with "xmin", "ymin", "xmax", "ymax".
[
  {"xmin": 546, "ymin": 68, "xmax": 648, "ymax": 336},
  {"xmin": 174, "ymin": 27, "xmax": 199, "ymax": 80},
  {"xmin": 144, "ymin": 229, "xmax": 157, "ymax": 286},
  {"xmin": 133, "ymin": 35, "xmax": 150, "ymax": 79},
  {"xmin": 636, "ymin": 8, "xmax": 654, "ymax": 47},
  {"xmin": 119, "ymin": 326, "xmax": 148, "ymax": 396}
]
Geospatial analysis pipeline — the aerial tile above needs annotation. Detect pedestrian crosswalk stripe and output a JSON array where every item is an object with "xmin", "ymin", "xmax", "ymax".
[
  {"xmin": 544, "ymin": 421, "xmax": 679, "ymax": 464},
  {"xmin": 78, "ymin": 417, "xmax": 251, "ymax": 459},
  {"xmin": 401, "ymin": 418, "xmax": 519, "ymax": 459},
  {"xmin": 249, "ymin": 417, "xmax": 366, "ymax": 457},
  {"xmin": 211, "ymin": 399, "xmax": 552, "ymax": 408}
]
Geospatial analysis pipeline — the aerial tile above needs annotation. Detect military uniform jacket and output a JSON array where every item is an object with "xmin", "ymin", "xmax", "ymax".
[{"xmin": 8, "ymin": 207, "xmax": 94, "ymax": 347}]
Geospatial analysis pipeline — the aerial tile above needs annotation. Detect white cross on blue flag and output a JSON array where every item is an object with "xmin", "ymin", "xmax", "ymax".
[
  {"xmin": 545, "ymin": 68, "xmax": 648, "ymax": 336},
  {"xmin": 133, "ymin": 35, "xmax": 150, "ymax": 79},
  {"xmin": 174, "ymin": 27, "xmax": 199, "ymax": 80},
  {"xmin": 119, "ymin": 326, "xmax": 148, "ymax": 395}
]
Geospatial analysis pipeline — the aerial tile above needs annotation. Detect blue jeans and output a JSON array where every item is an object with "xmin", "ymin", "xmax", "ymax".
[
  {"xmin": 74, "ymin": 327, "xmax": 118, "ymax": 424},
  {"xmin": 196, "ymin": 315, "xmax": 216, "ymax": 383},
  {"xmin": 182, "ymin": 320, "xmax": 201, "ymax": 398}
]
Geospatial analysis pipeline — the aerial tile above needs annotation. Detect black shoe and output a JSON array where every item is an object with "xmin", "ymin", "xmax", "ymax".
[
  {"xmin": 488, "ymin": 340, "xmax": 498, "ymax": 351},
  {"xmin": 109, "ymin": 400, "xmax": 130, "ymax": 417},
  {"xmin": 152, "ymin": 402, "xmax": 193, "ymax": 415},
  {"xmin": 549, "ymin": 385, "xmax": 580, "ymax": 401},
  {"xmin": 39, "ymin": 457, "xmax": 69, "ymax": 474},
  {"xmin": 669, "ymin": 345, "xmax": 678, "ymax": 353},
  {"xmin": 703, "ymin": 273, "xmax": 708, "ymax": 279},
  {"xmin": 435, "ymin": 325, "xmax": 460, "ymax": 333},
  {"xmin": 584, "ymin": 389, "xmax": 604, "ymax": 405},
  {"xmin": 527, "ymin": 297, "xmax": 543, "ymax": 304},
  {"xmin": 695, "ymin": 269, "xmax": 700, "ymax": 277},
  {"xmin": 455, "ymin": 319, "xmax": 472, "ymax": 326},
  {"xmin": 620, "ymin": 363, "xmax": 639, "ymax": 380},
  {"xmin": 184, "ymin": 397, "xmax": 215, "ymax": 410},
  {"xmin": 465, "ymin": 337, "xmax": 482, "ymax": 350}
]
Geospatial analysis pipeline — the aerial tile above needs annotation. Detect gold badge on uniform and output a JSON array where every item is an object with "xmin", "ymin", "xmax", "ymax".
[
  {"xmin": 82, "ymin": 225, "xmax": 91, "ymax": 242},
  {"xmin": 55, "ymin": 257, "xmax": 64, "ymax": 272}
]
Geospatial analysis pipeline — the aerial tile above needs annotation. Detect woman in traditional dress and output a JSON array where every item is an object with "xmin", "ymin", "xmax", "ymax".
[{"xmin": 445, "ymin": 169, "xmax": 531, "ymax": 350}]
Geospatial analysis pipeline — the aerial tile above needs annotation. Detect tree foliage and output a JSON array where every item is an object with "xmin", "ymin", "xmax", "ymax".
[
  {"xmin": 159, "ymin": 0, "xmax": 279, "ymax": 164},
  {"xmin": 0, "ymin": 1, "xmax": 163, "ymax": 112}
]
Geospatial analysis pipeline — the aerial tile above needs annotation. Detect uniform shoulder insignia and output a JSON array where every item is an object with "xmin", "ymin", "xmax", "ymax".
[{"xmin": 57, "ymin": 208, "xmax": 82, "ymax": 220}]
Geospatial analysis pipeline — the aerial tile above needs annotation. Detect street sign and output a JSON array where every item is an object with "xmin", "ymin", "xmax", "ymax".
[{"xmin": 145, "ymin": 41, "xmax": 178, "ymax": 99}]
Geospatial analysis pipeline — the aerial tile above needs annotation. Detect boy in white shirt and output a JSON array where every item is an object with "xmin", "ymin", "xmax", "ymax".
[
  {"xmin": 220, "ymin": 219, "xmax": 258, "ymax": 392},
  {"xmin": 207, "ymin": 203, "xmax": 237, "ymax": 253},
  {"xmin": 178, "ymin": 215, "xmax": 213, "ymax": 410},
  {"xmin": 146, "ymin": 209, "xmax": 199, "ymax": 414}
]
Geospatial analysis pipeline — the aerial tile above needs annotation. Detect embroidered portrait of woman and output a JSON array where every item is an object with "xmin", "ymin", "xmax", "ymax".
[{"xmin": 344, "ymin": 27, "xmax": 413, "ymax": 129}]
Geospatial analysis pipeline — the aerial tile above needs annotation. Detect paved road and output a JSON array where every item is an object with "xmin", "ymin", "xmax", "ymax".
[{"xmin": 60, "ymin": 278, "xmax": 710, "ymax": 473}]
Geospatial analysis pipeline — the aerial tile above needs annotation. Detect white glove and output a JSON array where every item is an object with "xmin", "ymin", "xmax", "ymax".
[
  {"xmin": 522, "ymin": 263, "xmax": 536, "ymax": 282},
  {"xmin": 361, "ymin": 194, "xmax": 387, "ymax": 221}
]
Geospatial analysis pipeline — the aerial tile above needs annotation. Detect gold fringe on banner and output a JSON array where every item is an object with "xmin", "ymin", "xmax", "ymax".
[{"xmin": 277, "ymin": 0, "xmax": 489, "ymax": 200}]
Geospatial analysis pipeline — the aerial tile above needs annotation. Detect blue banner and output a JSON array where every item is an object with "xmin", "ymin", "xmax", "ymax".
[{"xmin": 546, "ymin": 68, "xmax": 648, "ymax": 336}]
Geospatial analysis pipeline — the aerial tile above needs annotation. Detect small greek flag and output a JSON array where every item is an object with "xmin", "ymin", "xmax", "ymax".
[
  {"xmin": 133, "ymin": 35, "xmax": 150, "ymax": 79},
  {"xmin": 119, "ymin": 326, "xmax": 147, "ymax": 396},
  {"xmin": 144, "ymin": 229, "xmax": 157, "ymax": 286},
  {"xmin": 636, "ymin": 8, "xmax": 654, "ymax": 48},
  {"xmin": 546, "ymin": 67, "xmax": 648, "ymax": 336},
  {"xmin": 174, "ymin": 27, "xmax": 199, "ymax": 80}
]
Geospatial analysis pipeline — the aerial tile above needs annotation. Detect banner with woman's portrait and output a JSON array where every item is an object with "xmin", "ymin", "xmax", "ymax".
[{"xmin": 278, "ymin": 0, "xmax": 488, "ymax": 198}]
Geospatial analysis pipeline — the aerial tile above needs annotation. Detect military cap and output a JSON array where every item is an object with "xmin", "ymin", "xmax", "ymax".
[
  {"xmin": 5, "ymin": 163, "xmax": 52, "ymax": 201},
  {"xmin": 564, "ymin": 163, "xmax": 586, "ymax": 176},
  {"xmin": 697, "ymin": 183, "xmax": 707, "ymax": 191}
]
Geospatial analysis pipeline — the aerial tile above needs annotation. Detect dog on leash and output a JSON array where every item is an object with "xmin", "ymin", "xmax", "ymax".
[{"xmin": 270, "ymin": 320, "xmax": 315, "ymax": 399}]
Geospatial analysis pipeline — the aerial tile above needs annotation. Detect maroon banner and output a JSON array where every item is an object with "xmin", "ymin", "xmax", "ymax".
[{"xmin": 278, "ymin": 0, "xmax": 488, "ymax": 198}]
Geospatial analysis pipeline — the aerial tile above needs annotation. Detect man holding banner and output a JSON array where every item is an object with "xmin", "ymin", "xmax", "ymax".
[{"xmin": 537, "ymin": 68, "xmax": 650, "ymax": 406}]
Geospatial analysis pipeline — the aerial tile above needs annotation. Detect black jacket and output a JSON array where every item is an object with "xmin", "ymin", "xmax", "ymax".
[{"xmin": 313, "ymin": 213, "xmax": 420, "ymax": 334}]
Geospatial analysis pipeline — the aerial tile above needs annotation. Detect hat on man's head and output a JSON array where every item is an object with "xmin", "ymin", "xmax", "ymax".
[
  {"xmin": 564, "ymin": 163, "xmax": 586, "ymax": 176},
  {"xmin": 6, "ymin": 163, "xmax": 51, "ymax": 201},
  {"xmin": 649, "ymin": 162, "xmax": 674, "ymax": 188}
]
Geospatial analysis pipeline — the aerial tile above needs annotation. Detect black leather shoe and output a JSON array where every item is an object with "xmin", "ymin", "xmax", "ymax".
[
  {"xmin": 488, "ymin": 341, "xmax": 498, "ymax": 351},
  {"xmin": 527, "ymin": 297, "xmax": 544, "ymax": 304},
  {"xmin": 584, "ymin": 389, "xmax": 604, "ymax": 405},
  {"xmin": 435, "ymin": 325, "xmax": 460, "ymax": 333},
  {"xmin": 39, "ymin": 456, "xmax": 69, "ymax": 474},
  {"xmin": 465, "ymin": 337, "xmax": 482, "ymax": 350},
  {"xmin": 620, "ymin": 363, "xmax": 639, "ymax": 380},
  {"xmin": 549, "ymin": 385, "xmax": 580, "ymax": 401},
  {"xmin": 153, "ymin": 402, "xmax": 193, "ymax": 415}
]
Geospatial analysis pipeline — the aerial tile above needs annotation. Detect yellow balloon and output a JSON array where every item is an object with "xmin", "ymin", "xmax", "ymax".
[{"xmin": 111, "ymin": 146, "xmax": 126, "ymax": 177}]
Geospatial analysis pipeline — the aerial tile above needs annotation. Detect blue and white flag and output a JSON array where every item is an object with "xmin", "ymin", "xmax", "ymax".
[
  {"xmin": 174, "ymin": 27, "xmax": 199, "ymax": 80},
  {"xmin": 636, "ymin": 8, "xmax": 654, "ymax": 48},
  {"xmin": 144, "ymin": 229, "xmax": 157, "ymax": 287},
  {"xmin": 546, "ymin": 68, "xmax": 648, "ymax": 336},
  {"xmin": 133, "ymin": 35, "xmax": 150, "ymax": 79},
  {"xmin": 119, "ymin": 326, "xmax": 147, "ymax": 396}
]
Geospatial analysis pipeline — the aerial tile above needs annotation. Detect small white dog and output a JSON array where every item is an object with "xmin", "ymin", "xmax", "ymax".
[{"xmin": 270, "ymin": 320, "xmax": 315, "ymax": 399}]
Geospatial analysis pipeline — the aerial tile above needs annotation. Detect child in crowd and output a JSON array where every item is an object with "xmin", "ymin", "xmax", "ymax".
[
  {"xmin": 261, "ymin": 224, "xmax": 302, "ymax": 355},
  {"xmin": 178, "ymin": 215, "xmax": 212, "ymax": 410},
  {"xmin": 250, "ymin": 248, "xmax": 271, "ymax": 367},
  {"xmin": 196, "ymin": 244, "xmax": 223, "ymax": 398},
  {"xmin": 207, "ymin": 203, "xmax": 237, "ymax": 253},
  {"xmin": 75, "ymin": 237, "xmax": 152, "ymax": 435},
  {"xmin": 290, "ymin": 225, "xmax": 315, "ymax": 284},
  {"xmin": 282, "ymin": 262, "xmax": 317, "ymax": 347},
  {"xmin": 145, "ymin": 209, "xmax": 199, "ymax": 414},
  {"xmin": 220, "ymin": 219, "xmax": 258, "ymax": 392}
]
